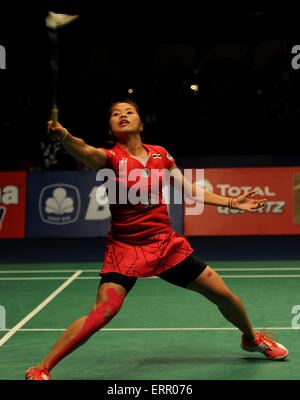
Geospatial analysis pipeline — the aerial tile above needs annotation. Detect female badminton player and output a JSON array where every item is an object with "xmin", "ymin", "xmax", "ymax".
[{"xmin": 25, "ymin": 100, "xmax": 288, "ymax": 380}]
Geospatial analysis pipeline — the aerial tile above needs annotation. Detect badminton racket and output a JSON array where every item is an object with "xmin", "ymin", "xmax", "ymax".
[{"xmin": 45, "ymin": 11, "xmax": 78, "ymax": 126}]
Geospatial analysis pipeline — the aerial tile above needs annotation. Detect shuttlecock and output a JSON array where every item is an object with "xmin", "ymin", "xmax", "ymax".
[{"xmin": 46, "ymin": 11, "xmax": 79, "ymax": 29}]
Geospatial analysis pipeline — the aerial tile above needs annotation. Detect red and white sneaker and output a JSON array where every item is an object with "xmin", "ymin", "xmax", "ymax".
[
  {"xmin": 25, "ymin": 367, "xmax": 52, "ymax": 380},
  {"xmin": 241, "ymin": 326, "xmax": 288, "ymax": 360}
]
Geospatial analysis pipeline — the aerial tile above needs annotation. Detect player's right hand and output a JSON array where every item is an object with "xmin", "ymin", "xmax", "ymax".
[{"xmin": 47, "ymin": 120, "xmax": 66, "ymax": 141}]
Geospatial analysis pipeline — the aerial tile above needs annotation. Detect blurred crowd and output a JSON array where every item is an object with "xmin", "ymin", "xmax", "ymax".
[{"xmin": 1, "ymin": 8, "xmax": 299, "ymax": 171}]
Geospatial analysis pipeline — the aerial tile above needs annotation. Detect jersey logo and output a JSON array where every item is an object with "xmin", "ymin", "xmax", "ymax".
[
  {"xmin": 142, "ymin": 168, "xmax": 150, "ymax": 177},
  {"xmin": 152, "ymin": 154, "xmax": 162, "ymax": 159}
]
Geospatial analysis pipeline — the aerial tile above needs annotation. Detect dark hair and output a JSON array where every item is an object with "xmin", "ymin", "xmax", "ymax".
[
  {"xmin": 107, "ymin": 99, "xmax": 143, "ymax": 124},
  {"xmin": 105, "ymin": 99, "xmax": 144, "ymax": 147}
]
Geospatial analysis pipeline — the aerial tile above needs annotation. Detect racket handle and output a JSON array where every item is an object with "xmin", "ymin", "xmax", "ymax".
[{"xmin": 51, "ymin": 108, "xmax": 59, "ymax": 126}]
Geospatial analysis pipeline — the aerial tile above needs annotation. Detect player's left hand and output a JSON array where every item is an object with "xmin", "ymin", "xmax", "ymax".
[{"xmin": 232, "ymin": 190, "xmax": 267, "ymax": 213}]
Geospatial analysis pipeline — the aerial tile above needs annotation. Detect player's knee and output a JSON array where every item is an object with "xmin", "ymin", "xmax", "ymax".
[
  {"xmin": 95, "ymin": 287, "xmax": 125, "ymax": 323},
  {"xmin": 103, "ymin": 298, "xmax": 123, "ymax": 320},
  {"xmin": 79, "ymin": 288, "xmax": 125, "ymax": 337},
  {"xmin": 103, "ymin": 305, "xmax": 119, "ymax": 321}
]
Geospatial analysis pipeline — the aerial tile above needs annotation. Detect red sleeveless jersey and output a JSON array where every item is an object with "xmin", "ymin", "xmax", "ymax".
[{"xmin": 99, "ymin": 142, "xmax": 193, "ymax": 277}]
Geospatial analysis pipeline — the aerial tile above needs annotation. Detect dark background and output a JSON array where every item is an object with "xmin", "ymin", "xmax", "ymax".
[{"xmin": 1, "ymin": 5, "xmax": 300, "ymax": 171}]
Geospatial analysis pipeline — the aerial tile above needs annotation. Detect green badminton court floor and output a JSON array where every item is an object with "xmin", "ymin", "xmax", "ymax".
[{"xmin": 0, "ymin": 260, "xmax": 300, "ymax": 381}]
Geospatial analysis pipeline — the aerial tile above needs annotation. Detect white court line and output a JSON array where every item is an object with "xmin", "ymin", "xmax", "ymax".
[
  {"xmin": 1, "ymin": 275, "xmax": 300, "ymax": 281},
  {"xmin": 0, "ymin": 277, "xmax": 82, "ymax": 280},
  {"xmin": 0, "ymin": 277, "xmax": 74, "ymax": 280},
  {"xmin": 0, "ymin": 327, "xmax": 298, "ymax": 332},
  {"xmin": 0, "ymin": 270, "xmax": 82, "ymax": 347}
]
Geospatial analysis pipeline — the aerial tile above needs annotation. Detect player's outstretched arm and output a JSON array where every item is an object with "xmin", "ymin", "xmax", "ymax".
[
  {"xmin": 169, "ymin": 164, "xmax": 266, "ymax": 213},
  {"xmin": 47, "ymin": 121, "xmax": 107, "ymax": 170}
]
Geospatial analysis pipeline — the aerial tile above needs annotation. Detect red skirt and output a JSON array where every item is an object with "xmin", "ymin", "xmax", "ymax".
[{"xmin": 100, "ymin": 229, "xmax": 193, "ymax": 277}]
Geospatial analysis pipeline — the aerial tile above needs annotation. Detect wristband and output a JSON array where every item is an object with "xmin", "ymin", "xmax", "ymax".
[{"xmin": 229, "ymin": 197, "xmax": 234, "ymax": 209}]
